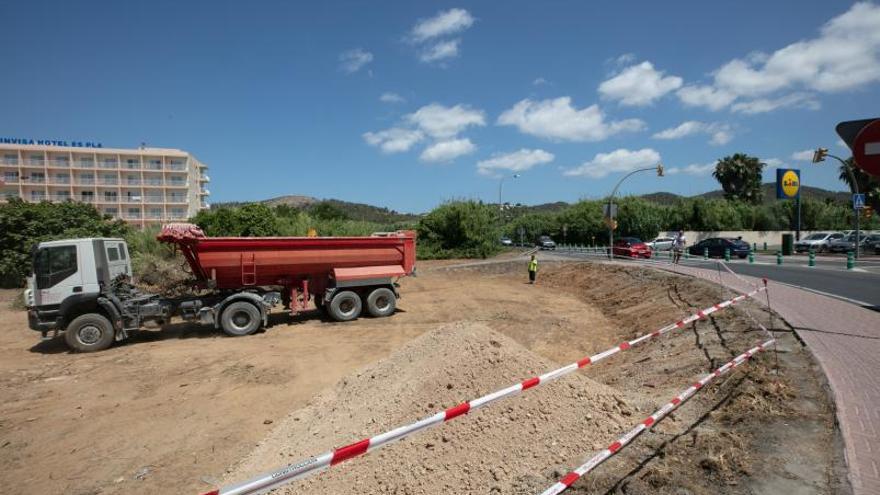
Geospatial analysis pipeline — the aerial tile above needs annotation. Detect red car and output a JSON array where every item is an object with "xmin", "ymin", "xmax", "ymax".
[{"xmin": 612, "ymin": 237, "xmax": 653, "ymax": 258}]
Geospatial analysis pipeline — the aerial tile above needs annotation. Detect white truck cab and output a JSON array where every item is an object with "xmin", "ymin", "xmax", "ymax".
[{"xmin": 27, "ymin": 238, "xmax": 133, "ymax": 350}]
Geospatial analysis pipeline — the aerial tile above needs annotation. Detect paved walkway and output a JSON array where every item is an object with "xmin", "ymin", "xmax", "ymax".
[{"xmin": 657, "ymin": 262, "xmax": 880, "ymax": 495}]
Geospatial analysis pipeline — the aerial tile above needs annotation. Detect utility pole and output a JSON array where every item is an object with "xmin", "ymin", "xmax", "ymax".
[
  {"xmin": 812, "ymin": 148, "xmax": 860, "ymax": 260},
  {"xmin": 606, "ymin": 164, "xmax": 664, "ymax": 258}
]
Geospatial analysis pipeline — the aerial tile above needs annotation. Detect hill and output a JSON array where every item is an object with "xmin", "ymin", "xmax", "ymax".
[
  {"xmin": 697, "ymin": 183, "xmax": 850, "ymax": 203},
  {"xmin": 213, "ymin": 195, "xmax": 419, "ymax": 224}
]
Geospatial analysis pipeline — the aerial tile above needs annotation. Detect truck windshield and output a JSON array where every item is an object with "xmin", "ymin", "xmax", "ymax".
[{"xmin": 34, "ymin": 245, "xmax": 78, "ymax": 289}]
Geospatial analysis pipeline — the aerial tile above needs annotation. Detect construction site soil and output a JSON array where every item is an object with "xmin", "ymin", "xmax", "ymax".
[{"xmin": 0, "ymin": 259, "xmax": 846, "ymax": 495}]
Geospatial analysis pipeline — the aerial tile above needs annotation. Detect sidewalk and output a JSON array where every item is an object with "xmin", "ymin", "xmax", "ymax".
[{"xmin": 659, "ymin": 262, "xmax": 880, "ymax": 495}]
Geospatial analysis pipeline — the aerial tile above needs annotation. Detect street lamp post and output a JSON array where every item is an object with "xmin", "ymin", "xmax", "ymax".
[
  {"xmin": 498, "ymin": 173, "xmax": 520, "ymax": 225},
  {"xmin": 606, "ymin": 164, "xmax": 664, "ymax": 258},
  {"xmin": 812, "ymin": 148, "xmax": 861, "ymax": 260}
]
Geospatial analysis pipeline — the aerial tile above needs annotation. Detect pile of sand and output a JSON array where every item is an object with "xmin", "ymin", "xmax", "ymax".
[{"xmin": 226, "ymin": 322, "xmax": 644, "ymax": 494}]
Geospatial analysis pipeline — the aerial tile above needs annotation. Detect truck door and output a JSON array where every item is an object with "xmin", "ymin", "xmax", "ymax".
[
  {"xmin": 33, "ymin": 244, "xmax": 83, "ymax": 307},
  {"xmin": 104, "ymin": 242, "xmax": 131, "ymax": 279}
]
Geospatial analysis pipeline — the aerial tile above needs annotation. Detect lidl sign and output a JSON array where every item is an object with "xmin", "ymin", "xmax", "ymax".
[{"xmin": 776, "ymin": 168, "xmax": 800, "ymax": 199}]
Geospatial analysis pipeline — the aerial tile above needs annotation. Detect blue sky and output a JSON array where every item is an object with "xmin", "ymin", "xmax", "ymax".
[{"xmin": 2, "ymin": 1, "xmax": 879, "ymax": 212}]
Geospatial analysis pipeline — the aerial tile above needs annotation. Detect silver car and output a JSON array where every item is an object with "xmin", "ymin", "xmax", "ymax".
[
  {"xmin": 647, "ymin": 236, "xmax": 675, "ymax": 251},
  {"xmin": 794, "ymin": 232, "xmax": 844, "ymax": 253},
  {"xmin": 829, "ymin": 233, "xmax": 869, "ymax": 253}
]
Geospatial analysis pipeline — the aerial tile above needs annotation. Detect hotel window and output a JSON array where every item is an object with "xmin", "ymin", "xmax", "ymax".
[
  {"xmin": 104, "ymin": 207, "xmax": 118, "ymax": 216},
  {"xmin": 102, "ymin": 174, "xmax": 117, "ymax": 185},
  {"xmin": 3, "ymin": 154, "xmax": 17, "ymax": 164},
  {"xmin": 126, "ymin": 174, "xmax": 139, "ymax": 185},
  {"xmin": 78, "ymin": 173, "xmax": 94, "ymax": 184},
  {"xmin": 55, "ymin": 173, "xmax": 70, "ymax": 184},
  {"xmin": 3, "ymin": 171, "xmax": 18, "ymax": 182},
  {"xmin": 147, "ymin": 159, "xmax": 162, "ymax": 170},
  {"xmin": 171, "ymin": 207, "xmax": 185, "ymax": 218},
  {"xmin": 125, "ymin": 158, "xmax": 139, "ymax": 169},
  {"xmin": 148, "ymin": 207, "xmax": 162, "ymax": 218},
  {"xmin": 169, "ymin": 159, "xmax": 186, "ymax": 170},
  {"xmin": 80, "ymin": 191, "xmax": 94, "ymax": 202},
  {"xmin": 101, "ymin": 157, "xmax": 117, "ymax": 168},
  {"xmin": 53, "ymin": 156, "xmax": 69, "ymax": 167},
  {"xmin": 78, "ymin": 157, "xmax": 94, "ymax": 168},
  {"xmin": 104, "ymin": 191, "xmax": 117, "ymax": 201},
  {"xmin": 30, "ymin": 172, "xmax": 45, "ymax": 183},
  {"xmin": 29, "ymin": 154, "xmax": 44, "ymax": 165},
  {"xmin": 127, "ymin": 207, "xmax": 141, "ymax": 218},
  {"xmin": 30, "ymin": 191, "xmax": 46, "ymax": 201}
]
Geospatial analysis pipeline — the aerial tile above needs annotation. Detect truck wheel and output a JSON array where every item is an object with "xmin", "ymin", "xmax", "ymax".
[
  {"xmin": 366, "ymin": 288, "xmax": 396, "ymax": 317},
  {"xmin": 329, "ymin": 291, "xmax": 362, "ymax": 322},
  {"xmin": 220, "ymin": 301, "xmax": 262, "ymax": 336},
  {"xmin": 65, "ymin": 313, "xmax": 115, "ymax": 352}
]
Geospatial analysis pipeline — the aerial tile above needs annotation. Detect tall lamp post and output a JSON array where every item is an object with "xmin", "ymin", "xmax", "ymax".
[
  {"xmin": 498, "ymin": 173, "xmax": 520, "ymax": 223},
  {"xmin": 606, "ymin": 164, "xmax": 664, "ymax": 258},
  {"xmin": 812, "ymin": 148, "xmax": 860, "ymax": 260}
]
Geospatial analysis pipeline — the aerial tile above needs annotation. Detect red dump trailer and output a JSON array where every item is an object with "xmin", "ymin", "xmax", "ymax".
[
  {"xmin": 25, "ymin": 224, "xmax": 417, "ymax": 352},
  {"xmin": 158, "ymin": 223, "xmax": 417, "ymax": 321}
]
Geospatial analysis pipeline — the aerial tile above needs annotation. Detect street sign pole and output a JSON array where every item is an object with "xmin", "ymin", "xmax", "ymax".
[{"xmin": 796, "ymin": 194, "xmax": 801, "ymax": 241}]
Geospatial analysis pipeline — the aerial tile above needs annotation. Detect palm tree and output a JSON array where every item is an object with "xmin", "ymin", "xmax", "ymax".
[
  {"xmin": 712, "ymin": 153, "xmax": 766, "ymax": 204},
  {"xmin": 839, "ymin": 158, "xmax": 880, "ymax": 211}
]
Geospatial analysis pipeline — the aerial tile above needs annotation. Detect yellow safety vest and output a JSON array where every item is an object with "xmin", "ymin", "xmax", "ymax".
[{"xmin": 529, "ymin": 259, "xmax": 538, "ymax": 272}]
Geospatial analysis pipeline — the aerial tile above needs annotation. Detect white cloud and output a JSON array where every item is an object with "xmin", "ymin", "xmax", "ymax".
[
  {"xmin": 477, "ymin": 149, "xmax": 554, "ymax": 176},
  {"xmin": 665, "ymin": 162, "xmax": 716, "ymax": 176},
  {"xmin": 763, "ymin": 158, "xmax": 784, "ymax": 167},
  {"xmin": 651, "ymin": 121, "xmax": 733, "ymax": 145},
  {"xmin": 731, "ymin": 92, "xmax": 820, "ymax": 114},
  {"xmin": 563, "ymin": 148, "xmax": 661, "ymax": 178},
  {"xmin": 533, "ymin": 77, "xmax": 548, "ymax": 86},
  {"xmin": 791, "ymin": 149, "xmax": 816, "ymax": 161},
  {"xmin": 380, "ymin": 92, "xmax": 405, "ymax": 104},
  {"xmin": 420, "ymin": 138, "xmax": 476, "ymax": 162},
  {"xmin": 676, "ymin": 85, "xmax": 737, "ymax": 111},
  {"xmin": 363, "ymin": 128, "xmax": 424, "ymax": 153},
  {"xmin": 497, "ymin": 97, "xmax": 644, "ymax": 142},
  {"xmin": 598, "ymin": 61, "xmax": 683, "ymax": 106},
  {"xmin": 406, "ymin": 103, "xmax": 486, "ymax": 139},
  {"xmin": 339, "ymin": 48, "xmax": 373, "ymax": 73},
  {"xmin": 419, "ymin": 39, "xmax": 461, "ymax": 63},
  {"xmin": 411, "ymin": 8, "xmax": 475, "ymax": 42},
  {"xmin": 612, "ymin": 53, "xmax": 637, "ymax": 66},
  {"xmin": 678, "ymin": 2, "xmax": 880, "ymax": 111}
]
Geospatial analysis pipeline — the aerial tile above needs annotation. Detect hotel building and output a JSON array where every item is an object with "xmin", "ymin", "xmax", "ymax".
[{"xmin": 0, "ymin": 142, "xmax": 209, "ymax": 227}]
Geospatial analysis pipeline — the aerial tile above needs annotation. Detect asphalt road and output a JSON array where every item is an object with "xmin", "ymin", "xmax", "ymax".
[{"xmin": 553, "ymin": 250, "xmax": 880, "ymax": 309}]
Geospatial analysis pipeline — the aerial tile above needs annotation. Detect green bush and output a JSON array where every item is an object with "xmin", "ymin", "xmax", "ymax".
[
  {"xmin": 417, "ymin": 201, "xmax": 501, "ymax": 259},
  {"xmin": 0, "ymin": 198, "xmax": 131, "ymax": 288}
]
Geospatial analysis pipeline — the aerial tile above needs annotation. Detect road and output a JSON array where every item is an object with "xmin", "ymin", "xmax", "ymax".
[{"xmin": 553, "ymin": 249, "xmax": 880, "ymax": 309}]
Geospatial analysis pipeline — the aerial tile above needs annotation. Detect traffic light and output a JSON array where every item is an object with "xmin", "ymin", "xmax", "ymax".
[
  {"xmin": 864, "ymin": 206, "xmax": 873, "ymax": 220},
  {"xmin": 656, "ymin": 163, "xmax": 664, "ymax": 177},
  {"xmin": 812, "ymin": 147, "xmax": 828, "ymax": 163}
]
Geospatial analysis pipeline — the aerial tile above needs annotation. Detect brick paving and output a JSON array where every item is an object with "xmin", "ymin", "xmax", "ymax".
[{"xmin": 658, "ymin": 262, "xmax": 880, "ymax": 495}]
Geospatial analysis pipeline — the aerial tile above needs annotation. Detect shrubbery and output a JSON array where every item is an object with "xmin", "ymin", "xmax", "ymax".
[
  {"xmin": 416, "ymin": 201, "xmax": 500, "ymax": 259},
  {"xmin": 0, "ymin": 198, "xmax": 130, "ymax": 288}
]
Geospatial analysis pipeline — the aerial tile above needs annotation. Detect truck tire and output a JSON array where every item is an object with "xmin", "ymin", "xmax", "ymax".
[
  {"xmin": 328, "ymin": 291, "xmax": 362, "ymax": 322},
  {"xmin": 65, "ymin": 313, "xmax": 115, "ymax": 352},
  {"xmin": 220, "ymin": 301, "xmax": 262, "ymax": 336},
  {"xmin": 366, "ymin": 288, "xmax": 396, "ymax": 317}
]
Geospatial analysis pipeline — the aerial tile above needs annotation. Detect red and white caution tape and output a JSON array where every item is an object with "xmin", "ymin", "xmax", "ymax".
[
  {"xmin": 201, "ymin": 287, "xmax": 766, "ymax": 495},
  {"xmin": 539, "ymin": 338, "xmax": 775, "ymax": 495}
]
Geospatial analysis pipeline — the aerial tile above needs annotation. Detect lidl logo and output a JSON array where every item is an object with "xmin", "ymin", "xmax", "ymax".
[{"xmin": 776, "ymin": 168, "xmax": 801, "ymax": 199}]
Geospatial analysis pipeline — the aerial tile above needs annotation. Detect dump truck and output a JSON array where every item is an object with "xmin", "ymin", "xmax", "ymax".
[{"xmin": 25, "ymin": 223, "xmax": 417, "ymax": 352}]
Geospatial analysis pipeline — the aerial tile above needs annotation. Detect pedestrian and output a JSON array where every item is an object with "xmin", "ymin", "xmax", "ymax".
[
  {"xmin": 528, "ymin": 254, "xmax": 538, "ymax": 284},
  {"xmin": 673, "ymin": 230, "xmax": 686, "ymax": 264}
]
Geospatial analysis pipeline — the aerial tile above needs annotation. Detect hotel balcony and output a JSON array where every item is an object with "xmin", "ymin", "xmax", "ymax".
[{"xmin": 199, "ymin": 174, "xmax": 210, "ymax": 182}]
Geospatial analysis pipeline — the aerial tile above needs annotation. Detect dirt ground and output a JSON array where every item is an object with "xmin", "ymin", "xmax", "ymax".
[{"xmin": 0, "ymin": 259, "xmax": 845, "ymax": 495}]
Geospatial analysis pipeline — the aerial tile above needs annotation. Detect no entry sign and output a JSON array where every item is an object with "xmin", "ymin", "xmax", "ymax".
[{"xmin": 853, "ymin": 119, "xmax": 880, "ymax": 177}]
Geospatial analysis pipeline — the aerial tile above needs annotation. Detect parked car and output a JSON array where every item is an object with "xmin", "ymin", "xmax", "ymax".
[
  {"xmin": 646, "ymin": 236, "xmax": 675, "ymax": 251},
  {"xmin": 612, "ymin": 237, "xmax": 652, "ymax": 258},
  {"xmin": 863, "ymin": 234, "xmax": 880, "ymax": 252},
  {"xmin": 688, "ymin": 237, "xmax": 751, "ymax": 259},
  {"xmin": 536, "ymin": 235, "xmax": 556, "ymax": 250},
  {"xmin": 829, "ymin": 233, "xmax": 869, "ymax": 253},
  {"xmin": 794, "ymin": 232, "xmax": 844, "ymax": 253},
  {"xmin": 500, "ymin": 236, "xmax": 513, "ymax": 246}
]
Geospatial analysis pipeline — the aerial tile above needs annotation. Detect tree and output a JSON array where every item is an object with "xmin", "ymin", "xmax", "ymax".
[
  {"xmin": 191, "ymin": 203, "xmax": 281, "ymax": 237},
  {"xmin": 712, "ymin": 153, "xmax": 766, "ymax": 204},
  {"xmin": 417, "ymin": 201, "xmax": 500, "ymax": 259},
  {"xmin": 839, "ymin": 157, "xmax": 880, "ymax": 211},
  {"xmin": 0, "ymin": 199, "xmax": 130, "ymax": 288}
]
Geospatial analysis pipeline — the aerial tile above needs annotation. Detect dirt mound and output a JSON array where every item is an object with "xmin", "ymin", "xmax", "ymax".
[{"xmin": 227, "ymin": 322, "xmax": 643, "ymax": 494}]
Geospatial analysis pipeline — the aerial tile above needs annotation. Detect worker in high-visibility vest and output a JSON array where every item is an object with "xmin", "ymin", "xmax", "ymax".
[{"xmin": 528, "ymin": 254, "xmax": 538, "ymax": 284}]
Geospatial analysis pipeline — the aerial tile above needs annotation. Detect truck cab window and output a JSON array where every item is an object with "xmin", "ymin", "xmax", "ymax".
[
  {"xmin": 107, "ymin": 247, "xmax": 119, "ymax": 261},
  {"xmin": 34, "ymin": 245, "xmax": 78, "ymax": 289}
]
